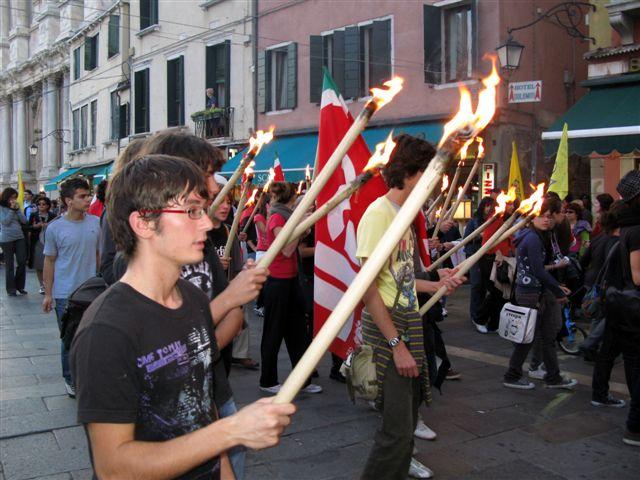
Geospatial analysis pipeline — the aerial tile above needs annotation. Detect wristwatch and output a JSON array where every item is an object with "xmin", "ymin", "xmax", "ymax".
[{"xmin": 388, "ymin": 336, "xmax": 401, "ymax": 348}]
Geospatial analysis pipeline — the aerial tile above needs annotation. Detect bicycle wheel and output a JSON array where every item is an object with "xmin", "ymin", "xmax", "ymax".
[{"xmin": 558, "ymin": 326, "xmax": 588, "ymax": 355}]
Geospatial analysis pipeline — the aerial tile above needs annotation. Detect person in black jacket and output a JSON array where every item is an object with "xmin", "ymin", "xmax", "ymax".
[{"xmin": 28, "ymin": 196, "xmax": 57, "ymax": 293}]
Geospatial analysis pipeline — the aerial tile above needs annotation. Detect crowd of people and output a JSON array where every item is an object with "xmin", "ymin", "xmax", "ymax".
[{"xmin": 1, "ymin": 129, "xmax": 639, "ymax": 479}]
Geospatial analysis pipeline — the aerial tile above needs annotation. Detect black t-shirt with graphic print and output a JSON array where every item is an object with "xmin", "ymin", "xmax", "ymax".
[{"xmin": 70, "ymin": 280, "xmax": 222, "ymax": 480}]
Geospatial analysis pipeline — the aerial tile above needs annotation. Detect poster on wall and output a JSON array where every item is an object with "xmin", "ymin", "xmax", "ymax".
[{"xmin": 482, "ymin": 163, "xmax": 496, "ymax": 198}]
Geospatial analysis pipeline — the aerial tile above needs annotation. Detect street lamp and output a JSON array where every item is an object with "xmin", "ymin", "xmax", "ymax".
[
  {"xmin": 30, "ymin": 143, "xmax": 38, "ymax": 156},
  {"xmin": 496, "ymin": 35, "xmax": 525, "ymax": 71}
]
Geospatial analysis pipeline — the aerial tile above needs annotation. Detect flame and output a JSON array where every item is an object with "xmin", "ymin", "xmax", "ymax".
[
  {"xmin": 305, "ymin": 164, "xmax": 311, "ymax": 181},
  {"xmin": 262, "ymin": 168, "xmax": 276, "ymax": 193},
  {"xmin": 244, "ymin": 160, "xmax": 256, "ymax": 180},
  {"xmin": 518, "ymin": 183, "xmax": 545, "ymax": 215},
  {"xmin": 438, "ymin": 57, "xmax": 500, "ymax": 149},
  {"xmin": 459, "ymin": 139, "xmax": 474, "ymax": 160},
  {"xmin": 495, "ymin": 186, "xmax": 517, "ymax": 214},
  {"xmin": 297, "ymin": 180, "xmax": 304, "ymax": 195},
  {"xmin": 441, "ymin": 174, "xmax": 449, "ymax": 192},
  {"xmin": 245, "ymin": 188, "xmax": 258, "ymax": 207},
  {"xmin": 370, "ymin": 77, "xmax": 404, "ymax": 109},
  {"xmin": 435, "ymin": 207, "xmax": 442, "ymax": 218},
  {"xmin": 476, "ymin": 137, "xmax": 485, "ymax": 158},
  {"xmin": 249, "ymin": 126, "xmax": 275, "ymax": 156},
  {"xmin": 364, "ymin": 132, "xmax": 396, "ymax": 171}
]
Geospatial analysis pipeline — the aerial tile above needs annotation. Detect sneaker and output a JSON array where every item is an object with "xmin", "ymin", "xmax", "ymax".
[
  {"xmin": 64, "ymin": 383, "xmax": 76, "ymax": 398},
  {"xmin": 473, "ymin": 322, "xmax": 488, "ymax": 334},
  {"xmin": 301, "ymin": 383, "xmax": 323, "ymax": 394},
  {"xmin": 18, "ymin": 289, "xmax": 28, "ymax": 295},
  {"xmin": 39, "ymin": 286, "xmax": 45, "ymax": 295},
  {"xmin": 7, "ymin": 290, "xmax": 17, "ymax": 297},
  {"xmin": 545, "ymin": 376, "xmax": 577, "ymax": 390},
  {"xmin": 441, "ymin": 308, "xmax": 448, "ymax": 317},
  {"xmin": 503, "ymin": 378, "xmax": 535, "ymax": 390},
  {"xmin": 445, "ymin": 369, "xmax": 461, "ymax": 380},
  {"xmin": 259, "ymin": 384, "xmax": 281, "ymax": 394},
  {"xmin": 591, "ymin": 396, "xmax": 626, "ymax": 408},
  {"xmin": 528, "ymin": 365, "xmax": 547, "ymax": 380},
  {"xmin": 414, "ymin": 419, "xmax": 437, "ymax": 440},
  {"xmin": 623, "ymin": 430, "xmax": 640, "ymax": 447},
  {"xmin": 408, "ymin": 458, "xmax": 434, "ymax": 479}
]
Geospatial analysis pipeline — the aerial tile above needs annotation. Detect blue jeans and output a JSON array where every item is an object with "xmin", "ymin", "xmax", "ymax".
[
  {"xmin": 218, "ymin": 398, "xmax": 246, "ymax": 480},
  {"xmin": 54, "ymin": 298, "xmax": 72, "ymax": 386}
]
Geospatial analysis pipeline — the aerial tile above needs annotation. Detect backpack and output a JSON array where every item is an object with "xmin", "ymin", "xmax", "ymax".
[
  {"xmin": 581, "ymin": 241, "xmax": 618, "ymax": 322},
  {"xmin": 59, "ymin": 276, "xmax": 108, "ymax": 349}
]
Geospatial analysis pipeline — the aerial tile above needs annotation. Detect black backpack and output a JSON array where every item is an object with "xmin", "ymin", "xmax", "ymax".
[{"xmin": 59, "ymin": 276, "xmax": 108, "ymax": 349}]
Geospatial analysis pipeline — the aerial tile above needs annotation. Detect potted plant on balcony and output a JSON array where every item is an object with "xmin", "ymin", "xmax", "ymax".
[{"xmin": 191, "ymin": 107, "xmax": 224, "ymax": 122}]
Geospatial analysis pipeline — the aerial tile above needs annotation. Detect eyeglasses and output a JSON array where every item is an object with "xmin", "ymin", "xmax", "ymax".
[{"xmin": 139, "ymin": 206, "xmax": 207, "ymax": 220}]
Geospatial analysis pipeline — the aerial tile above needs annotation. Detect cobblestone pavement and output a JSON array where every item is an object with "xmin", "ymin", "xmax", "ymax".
[{"xmin": 1, "ymin": 268, "xmax": 639, "ymax": 479}]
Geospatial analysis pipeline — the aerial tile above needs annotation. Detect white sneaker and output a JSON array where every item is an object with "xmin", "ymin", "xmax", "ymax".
[
  {"xmin": 441, "ymin": 308, "xmax": 448, "ymax": 317},
  {"xmin": 414, "ymin": 419, "xmax": 437, "ymax": 440},
  {"xmin": 301, "ymin": 383, "xmax": 323, "ymax": 394},
  {"xmin": 259, "ymin": 384, "xmax": 281, "ymax": 394},
  {"xmin": 474, "ymin": 322, "xmax": 488, "ymax": 334},
  {"xmin": 408, "ymin": 458, "xmax": 434, "ymax": 479},
  {"xmin": 528, "ymin": 365, "xmax": 546, "ymax": 380}
]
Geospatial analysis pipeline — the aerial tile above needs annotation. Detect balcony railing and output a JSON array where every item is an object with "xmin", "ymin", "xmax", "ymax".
[{"xmin": 192, "ymin": 107, "xmax": 234, "ymax": 140}]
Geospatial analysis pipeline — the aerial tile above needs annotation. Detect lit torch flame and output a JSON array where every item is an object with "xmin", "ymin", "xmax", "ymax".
[
  {"xmin": 243, "ymin": 161, "xmax": 256, "ymax": 183},
  {"xmin": 262, "ymin": 168, "xmax": 276, "ymax": 193},
  {"xmin": 518, "ymin": 183, "xmax": 546, "ymax": 215},
  {"xmin": 476, "ymin": 137, "xmax": 485, "ymax": 158},
  {"xmin": 495, "ymin": 186, "xmax": 517, "ymax": 215},
  {"xmin": 297, "ymin": 181, "xmax": 304, "ymax": 195},
  {"xmin": 438, "ymin": 57, "xmax": 500, "ymax": 149},
  {"xmin": 435, "ymin": 207, "xmax": 442, "ymax": 218},
  {"xmin": 441, "ymin": 174, "xmax": 449, "ymax": 192},
  {"xmin": 305, "ymin": 164, "xmax": 311, "ymax": 181},
  {"xmin": 249, "ymin": 126, "xmax": 275, "ymax": 156},
  {"xmin": 370, "ymin": 77, "xmax": 404, "ymax": 109},
  {"xmin": 363, "ymin": 132, "xmax": 396, "ymax": 171},
  {"xmin": 245, "ymin": 188, "xmax": 258, "ymax": 207}
]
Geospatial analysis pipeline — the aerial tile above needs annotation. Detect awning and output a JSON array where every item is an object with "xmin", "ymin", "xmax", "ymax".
[
  {"xmin": 43, "ymin": 167, "xmax": 81, "ymax": 192},
  {"xmin": 542, "ymin": 81, "xmax": 640, "ymax": 156},
  {"xmin": 221, "ymin": 121, "xmax": 444, "ymax": 183}
]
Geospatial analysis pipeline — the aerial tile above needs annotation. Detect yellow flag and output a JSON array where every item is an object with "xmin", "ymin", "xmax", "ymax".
[
  {"xmin": 548, "ymin": 123, "xmax": 569, "ymax": 199},
  {"xmin": 508, "ymin": 141, "xmax": 525, "ymax": 200},
  {"xmin": 17, "ymin": 170, "xmax": 24, "ymax": 210}
]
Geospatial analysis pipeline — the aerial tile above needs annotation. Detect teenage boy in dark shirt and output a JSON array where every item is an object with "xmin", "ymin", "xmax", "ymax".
[{"xmin": 70, "ymin": 155, "xmax": 295, "ymax": 479}]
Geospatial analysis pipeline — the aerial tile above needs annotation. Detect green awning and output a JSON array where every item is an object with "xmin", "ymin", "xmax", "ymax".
[
  {"xmin": 76, "ymin": 163, "xmax": 112, "ymax": 184},
  {"xmin": 542, "ymin": 82, "xmax": 640, "ymax": 156},
  {"xmin": 221, "ymin": 121, "xmax": 444, "ymax": 184},
  {"xmin": 43, "ymin": 167, "xmax": 81, "ymax": 192}
]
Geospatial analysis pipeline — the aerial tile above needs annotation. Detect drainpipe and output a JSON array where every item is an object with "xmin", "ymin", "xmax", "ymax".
[{"xmin": 252, "ymin": 0, "xmax": 258, "ymax": 135}]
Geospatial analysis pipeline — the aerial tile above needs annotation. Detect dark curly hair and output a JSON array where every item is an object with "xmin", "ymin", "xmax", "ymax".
[
  {"xmin": 381, "ymin": 134, "xmax": 436, "ymax": 190},
  {"xmin": 269, "ymin": 181, "xmax": 296, "ymax": 204},
  {"xmin": 0, "ymin": 187, "xmax": 19, "ymax": 208}
]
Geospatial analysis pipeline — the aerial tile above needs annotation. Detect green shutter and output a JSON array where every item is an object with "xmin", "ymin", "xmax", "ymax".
[
  {"xmin": 73, "ymin": 47, "xmax": 81, "ymax": 79},
  {"xmin": 178, "ymin": 56, "xmax": 184, "ymax": 125},
  {"xmin": 205, "ymin": 44, "xmax": 216, "ymax": 102},
  {"xmin": 332, "ymin": 30, "xmax": 345, "ymax": 94},
  {"xmin": 424, "ymin": 4, "xmax": 442, "ymax": 84},
  {"xmin": 371, "ymin": 19, "xmax": 391, "ymax": 88},
  {"xmin": 108, "ymin": 15, "xmax": 120, "ymax": 58},
  {"xmin": 309, "ymin": 36, "xmax": 323, "ymax": 104},
  {"xmin": 224, "ymin": 40, "xmax": 231, "ymax": 109},
  {"xmin": 286, "ymin": 43, "xmax": 297, "ymax": 109},
  {"xmin": 257, "ymin": 50, "xmax": 267, "ymax": 113},
  {"xmin": 167, "ymin": 59, "xmax": 177, "ymax": 126},
  {"xmin": 140, "ymin": 0, "xmax": 150, "ymax": 30},
  {"xmin": 84, "ymin": 37, "xmax": 91, "ymax": 70},
  {"xmin": 135, "ymin": 69, "xmax": 149, "ymax": 133},
  {"xmin": 344, "ymin": 26, "xmax": 360, "ymax": 99}
]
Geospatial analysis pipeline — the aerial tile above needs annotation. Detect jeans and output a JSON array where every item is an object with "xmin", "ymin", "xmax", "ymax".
[
  {"xmin": 505, "ymin": 290, "xmax": 562, "ymax": 384},
  {"xmin": 1, "ymin": 238, "xmax": 27, "ymax": 293},
  {"xmin": 476, "ymin": 254, "xmax": 505, "ymax": 330},
  {"xmin": 218, "ymin": 398, "xmax": 246, "ymax": 480},
  {"xmin": 623, "ymin": 341, "xmax": 640, "ymax": 433},
  {"xmin": 469, "ymin": 263, "xmax": 484, "ymax": 324},
  {"xmin": 361, "ymin": 362, "xmax": 421, "ymax": 480},
  {"xmin": 54, "ymin": 298, "xmax": 73, "ymax": 386}
]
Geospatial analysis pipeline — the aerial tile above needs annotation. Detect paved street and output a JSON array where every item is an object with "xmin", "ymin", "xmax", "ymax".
[{"xmin": 1, "ymin": 269, "xmax": 639, "ymax": 480}]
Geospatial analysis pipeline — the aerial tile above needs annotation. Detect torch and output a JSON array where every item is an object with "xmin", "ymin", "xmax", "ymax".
[
  {"xmin": 305, "ymin": 164, "xmax": 312, "ymax": 190},
  {"xmin": 272, "ymin": 60, "xmax": 501, "ymax": 404},
  {"xmin": 428, "ymin": 187, "xmax": 517, "ymax": 272},
  {"xmin": 425, "ymin": 175, "xmax": 449, "ymax": 220},
  {"xmin": 257, "ymin": 77, "xmax": 404, "ymax": 269},
  {"xmin": 289, "ymin": 134, "xmax": 396, "ymax": 242},
  {"xmin": 419, "ymin": 184, "xmax": 545, "ymax": 316},
  {"xmin": 210, "ymin": 128, "xmax": 274, "ymax": 213},
  {"xmin": 444, "ymin": 137, "xmax": 485, "ymax": 221},
  {"xmin": 222, "ymin": 167, "xmax": 255, "ymax": 260},
  {"xmin": 241, "ymin": 168, "xmax": 275, "ymax": 235}
]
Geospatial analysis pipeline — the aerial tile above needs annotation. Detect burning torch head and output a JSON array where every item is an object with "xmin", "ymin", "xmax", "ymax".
[
  {"xmin": 364, "ymin": 132, "xmax": 397, "ymax": 172},
  {"xmin": 305, "ymin": 164, "xmax": 311, "ymax": 181},
  {"xmin": 441, "ymin": 174, "xmax": 450, "ymax": 193},
  {"xmin": 249, "ymin": 126, "xmax": 275, "ymax": 156},
  {"xmin": 246, "ymin": 188, "xmax": 258, "ymax": 207},
  {"xmin": 243, "ymin": 161, "xmax": 256, "ymax": 184},
  {"xmin": 518, "ymin": 183, "xmax": 546, "ymax": 216},
  {"xmin": 370, "ymin": 77, "xmax": 404, "ymax": 110},
  {"xmin": 494, "ymin": 186, "xmax": 517, "ymax": 215},
  {"xmin": 263, "ymin": 168, "xmax": 276, "ymax": 193}
]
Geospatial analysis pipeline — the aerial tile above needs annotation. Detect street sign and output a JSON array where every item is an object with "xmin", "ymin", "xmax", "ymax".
[
  {"xmin": 482, "ymin": 163, "xmax": 496, "ymax": 198},
  {"xmin": 508, "ymin": 81, "xmax": 542, "ymax": 103}
]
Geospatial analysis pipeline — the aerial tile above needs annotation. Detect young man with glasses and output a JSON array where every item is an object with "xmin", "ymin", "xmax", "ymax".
[{"xmin": 70, "ymin": 155, "xmax": 295, "ymax": 479}]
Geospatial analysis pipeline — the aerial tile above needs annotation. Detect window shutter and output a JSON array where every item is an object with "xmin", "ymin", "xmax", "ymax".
[
  {"xmin": 371, "ymin": 19, "xmax": 391, "ymax": 89},
  {"xmin": 73, "ymin": 47, "xmax": 81, "ymax": 79},
  {"xmin": 257, "ymin": 50, "xmax": 267, "ymax": 113},
  {"xmin": 309, "ymin": 35, "xmax": 323, "ymax": 104},
  {"xmin": 344, "ymin": 26, "xmax": 360, "ymax": 99},
  {"xmin": 140, "ymin": 0, "xmax": 150, "ymax": 30},
  {"xmin": 119, "ymin": 103, "xmax": 129, "ymax": 138},
  {"xmin": 167, "ymin": 59, "xmax": 177, "ymax": 126},
  {"xmin": 424, "ymin": 5, "xmax": 442, "ymax": 84},
  {"xmin": 178, "ymin": 56, "xmax": 184, "ymax": 125},
  {"xmin": 224, "ymin": 40, "xmax": 231, "ymax": 109},
  {"xmin": 84, "ymin": 37, "xmax": 91, "ymax": 70},
  {"xmin": 108, "ymin": 15, "xmax": 119, "ymax": 58},
  {"xmin": 332, "ymin": 30, "xmax": 345, "ymax": 94},
  {"xmin": 286, "ymin": 42, "xmax": 297, "ymax": 110},
  {"xmin": 205, "ymin": 44, "xmax": 216, "ymax": 103},
  {"xmin": 110, "ymin": 92, "xmax": 119, "ymax": 140},
  {"xmin": 471, "ymin": 0, "xmax": 479, "ymax": 74},
  {"xmin": 135, "ymin": 70, "xmax": 149, "ymax": 133}
]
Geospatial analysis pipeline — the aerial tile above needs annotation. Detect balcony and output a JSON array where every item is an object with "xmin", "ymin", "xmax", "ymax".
[{"xmin": 192, "ymin": 107, "xmax": 234, "ymax": 142}]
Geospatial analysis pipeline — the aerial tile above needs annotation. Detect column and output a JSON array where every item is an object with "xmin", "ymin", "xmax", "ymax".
[
  {"xmin": 0, "ymin": 0, "xmax": 10, "ymax": 69},
  {"xmin": 60, "ymin": 71, "xmax": 70, "ymax": 170},
  {"xmin": 11, "ymin": 90, "xmax": 29, "ymax": 181},
  {"xmin": 40, "ymin": 76, "xmax": 60, "ymax": 178},
  {"xmin": 1, "ymin": 98, "xmax": 12, "ymax": 183},
  {"xmin": 8, "ymin": 0, "xmax": 29, "ymax": 67}
]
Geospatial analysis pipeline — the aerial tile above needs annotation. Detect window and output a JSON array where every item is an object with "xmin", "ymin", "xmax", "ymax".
[
  {"xmin": 90, "ymin": 100, "xmax": 97, "ymax": 146},
  {"xmin": 72, "ymin": 108, "xmax": 80, "ymax": 150},
  {"xmin": 80, "ymin": 105, "xmax": 88, "ymax": 148},
  {"xmin": 108, "ymin": 15, "xmax": 120, "ymax": 58},
  {"xmin": 309, "ymin": 19, "xmax": 390, "ymax": 103},
  {"xmin": 134, "ymin": 68, "xmax": 150, "ymax": 134},
  {"xmin": 73, "ymin": 47, "xmax": 81, "ymax": 80},
  {"xmin": 205, "ymin": 42, "xmax": 230, "ymax": 109},
  {"xmin": 140, "ymin": 0, "xmax": 159, "ymax": 31},
  {"xmin": 167, "ymin": 56, "xmax": 185, "ymax": 127},
  {"xmin": 257, "ymin": 43, "xmax": 297, "ymax": 112},
  {"xmin": 110, "ymin": 91, "xmax": 120, "ymax": 140},
  {"xmin": 424, "ymin": 1, "xmax": 477, "ymax": 84},
  {"xmin": 84, "ymin": 34, "xmax": 99, "ymax": 71}
]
